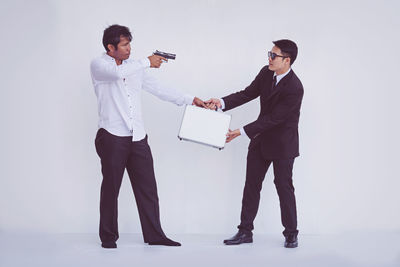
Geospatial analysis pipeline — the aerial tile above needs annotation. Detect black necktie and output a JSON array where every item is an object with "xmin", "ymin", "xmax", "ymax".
[{"xmin": 272, "ymin": 75, "xmax": 277, "ymax": 89}]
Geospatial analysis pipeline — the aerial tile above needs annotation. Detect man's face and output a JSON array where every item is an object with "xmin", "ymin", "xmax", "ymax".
[
  {"xmin": 268, "ymin": 46, "xmax": 290, "ymax": 73},
  {"xmin": 109, "ymin": 36, "xmax": 131, "ymax": 61}
]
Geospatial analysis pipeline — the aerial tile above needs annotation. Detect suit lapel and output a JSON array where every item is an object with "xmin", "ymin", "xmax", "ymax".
[{"xmin": 265, "ymin": 70, "xmax": 294, "ymax": 101}]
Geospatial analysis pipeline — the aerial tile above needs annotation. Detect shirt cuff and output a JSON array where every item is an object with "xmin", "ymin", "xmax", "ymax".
[
  {"xmin": 240, "ymin": 127, "xmax": 249, "ymax": 139},
  {"xmin": 184, "ymin": 94, "xmax": 195, "ymax": 105},
  {"xmin": 220, "ymin": 98, "xmax": 225, "ymax": 110}
]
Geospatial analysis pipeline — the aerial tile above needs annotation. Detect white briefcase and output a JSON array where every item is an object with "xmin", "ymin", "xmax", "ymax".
[{"xmin": 178, "ymin": 105, "xmax": 231, "ymax": 150}]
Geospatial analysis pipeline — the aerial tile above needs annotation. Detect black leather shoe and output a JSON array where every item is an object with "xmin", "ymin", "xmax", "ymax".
[
  {"xmin": 224, "ymin": 231, "xmax": 253, "ymax": 245},
  {"xmin": 101, "ymin": 242, "xmax": 117, "ymax": 249},
  {"xmin": 284, "ymin": 234, "xmax": 298, "ymax": 248},
  {"xmin": 148, "ymin": 238, "xmax": 181, "ymax": 246}
]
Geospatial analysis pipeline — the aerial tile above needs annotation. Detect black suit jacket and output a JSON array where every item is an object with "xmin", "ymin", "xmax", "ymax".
[{"xmin": 222, "ymin": 66, "xmax": 304, "ymax": 159}]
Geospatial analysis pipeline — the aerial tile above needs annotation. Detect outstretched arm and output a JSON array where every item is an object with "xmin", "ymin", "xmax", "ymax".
[
  {"xmin": 142, "ymin": 72, "xmax": 205, "ymax": 107},
  {"xmin": 221, "ymin": 66, "xmax": 268, "ymax": 111}
]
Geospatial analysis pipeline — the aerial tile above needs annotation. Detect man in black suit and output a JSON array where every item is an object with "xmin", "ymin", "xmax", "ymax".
[{"xmin": 206, "ymin": 39, "xmax": 303, "ymax": 248}]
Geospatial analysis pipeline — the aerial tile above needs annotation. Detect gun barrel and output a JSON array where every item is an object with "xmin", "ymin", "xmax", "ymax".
[{"xmin": 154, "ymin": 50, "xmax": 176, "ymax": 60}]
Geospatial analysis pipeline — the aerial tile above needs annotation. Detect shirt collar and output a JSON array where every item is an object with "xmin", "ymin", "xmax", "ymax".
[
  {"xmin": 103, "ymin": 53, "xmax": 115, "ymax": 61},
  {"xmin": 274, "ymin": 67, "xmax": 291, "ymax": 84},
  {"xmin": 103, "ymin": 53, "xmax": 127, "ymax": 64}
]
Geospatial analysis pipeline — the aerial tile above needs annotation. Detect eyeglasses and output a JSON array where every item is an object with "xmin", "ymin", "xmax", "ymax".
[{"xmin": 268, "ymin": 51, "xmax": 288, "ymax": 60}]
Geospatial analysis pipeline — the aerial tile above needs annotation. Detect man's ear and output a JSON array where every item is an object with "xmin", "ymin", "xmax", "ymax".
[
  {"xmin": 107, "ymin": 44, "xmax": 116, "ymax": 52},
  {"xmin": 285, "ymin": 57, "xmax": 291, "ymax": 65}
]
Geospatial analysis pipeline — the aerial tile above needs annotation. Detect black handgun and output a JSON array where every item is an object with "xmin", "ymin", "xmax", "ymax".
[{"xmin": 154, "ymin": 50, "xmax": 176, "ymax": 60}]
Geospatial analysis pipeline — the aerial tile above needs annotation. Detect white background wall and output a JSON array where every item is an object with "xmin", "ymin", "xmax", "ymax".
[{"xmin": 1, "ymin": 0, "xmax": 399, "ymax": 236}]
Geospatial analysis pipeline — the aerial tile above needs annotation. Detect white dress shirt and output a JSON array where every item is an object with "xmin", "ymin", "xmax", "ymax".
[
  {"xmin": 220, "ymin": 68, "xmax": 291, "ymax": 138},
  {"xmin": 90, "ymin": 53, "xmax": 194, "ymax": 141}
]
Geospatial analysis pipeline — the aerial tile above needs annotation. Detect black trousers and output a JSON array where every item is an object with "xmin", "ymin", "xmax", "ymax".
[
  {"xmin": 95, "ymin": 128, "xmax": 167, "ymax": 244},
  {"xmin": 238, "ymin": 143, "xmax": 299, "ymax": 237}
]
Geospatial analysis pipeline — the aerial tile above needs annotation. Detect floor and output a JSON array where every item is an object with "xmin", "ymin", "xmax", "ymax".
[{"xmin": 0, "ymin": 232, "xmax": 399, "ymax": 267}]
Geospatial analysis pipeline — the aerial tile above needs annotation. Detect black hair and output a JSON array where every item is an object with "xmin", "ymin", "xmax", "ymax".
[
  {"xmin": 272, "ymin": 39, "xmax": 298, "ymax": 65},
  {"xmin": 102, "ymin": 24, "xmax": 132, "ymax": 51}
]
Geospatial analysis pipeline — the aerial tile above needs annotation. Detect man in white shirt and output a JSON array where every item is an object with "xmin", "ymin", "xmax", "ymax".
[{"xmin": 90, "ymin": 24, "xmax": 205, "ymax": 248}]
